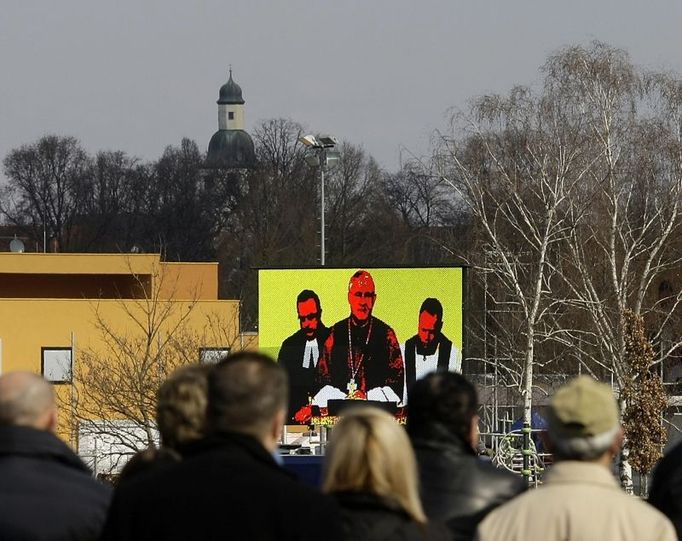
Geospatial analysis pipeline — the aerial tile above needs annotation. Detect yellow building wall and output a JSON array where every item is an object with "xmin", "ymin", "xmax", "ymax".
[
  {"xmin": 239, "ymin": 331, "xmax": 259, "ymax": 350},
  {"xmin": 0, "ymin": 298, "xmax": 240, "ymax": 374},
  {"xmin": 0, "ymin": 253, "xmax": 159, "ymax": 276},
  {"xmin": 157, "ymin": 262, "xmax": 219, "ymax": 300},
  {"xmin": 0, "ymin": 252, "xmax": 241, "ymax": 447}
]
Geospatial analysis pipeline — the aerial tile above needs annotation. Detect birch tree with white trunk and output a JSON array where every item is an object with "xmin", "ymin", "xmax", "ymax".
[
  {"xmin": 436, "ymin": 83, "xmax": 595, "ymax": 479},
  {"xmin": 544, "ymin": 42, "xmax": 682, "ymax": 492}
]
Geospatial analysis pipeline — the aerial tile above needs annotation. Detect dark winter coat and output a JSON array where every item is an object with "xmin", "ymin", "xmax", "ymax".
[
  {"xmin": 0, "ymin": 425, "xmax": 112, "ymax": 541},
  {"xmin": 650, "ymin": 441, "xmax": 682, "ymax": 539},
  {"xmin": 100, "ymin": 431, "xmax": 342, "ymax": 541},
  {"xmin": 332, "ymin": 491, "xmax": 450, "ymax": 541},
  {"xmin": 412, "ymin": 431, "xmax": 525, "ymax": 541}
]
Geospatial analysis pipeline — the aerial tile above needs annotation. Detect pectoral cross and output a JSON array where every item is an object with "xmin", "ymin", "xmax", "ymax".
[{"xmin": 346, "ymin": 379, "xmax": 357, "ymax": 396}]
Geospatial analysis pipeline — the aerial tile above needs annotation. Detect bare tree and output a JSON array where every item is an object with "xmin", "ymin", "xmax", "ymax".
[
  {"xmin": 382, "ymin": 159, "xmax": 455, "ymax": 229},
  {"xmin": 76, "ymin": 150, "xmax": 149, "ymax": 251},
  {"xmin": 147, "ymin": 138, "xmax": 237, "ymax": 261},
  {"xmin": 325, "ymin": 142, "xmax": 380, "ymax": 263},
  {"xmin": 437, "ymin": 79, "xmax": 596, "ymax": 480},
  {"xmin": 217, "ymin": 118, "xmax": 319, "ymax": 326},
  {"xmin": 1, "ymin": 135, "xmax": 89, "ymax": 251},
  {"xmin": 544, "ymin": 43, "xmax": 682, "ymax": 491},
  {"xmin": 59, "ymin": 261, "xmax": 239, "ymax": 473},
  {"xmin": 433, "ymin": 41, "xmax": 682, "ymax": 490},
  {"xmin": 378, "ymin": 158, "xmax": 466, "ymax": 264}
]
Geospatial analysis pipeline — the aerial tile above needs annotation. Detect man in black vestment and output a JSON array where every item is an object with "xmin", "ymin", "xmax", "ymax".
[
  {"xmin": 402, "ymin": 298, "xmax": 460, "ymax": 404},
  {"xmin": 277, "ymin": 290, "xmax": 329, "ymax": 422},
  {"xmin": 317, "ymin": 270, "xmax": 404, "ymax": 402}
]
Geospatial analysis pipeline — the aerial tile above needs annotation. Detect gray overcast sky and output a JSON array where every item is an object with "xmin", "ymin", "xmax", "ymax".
[{"xmin": 2, "ymin": 0, "xmax": 682, "ymax": 172}]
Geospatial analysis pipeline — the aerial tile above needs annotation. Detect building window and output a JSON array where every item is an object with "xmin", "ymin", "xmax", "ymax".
[
  {"xmin": 42, "ymin": 347, "xmax": 73, "ymax": 383},
  {"xmin": 199, "ymin": 347, "xmax": 231, "ymax": 365},
  {"xmin": 228, "ymin": 111, "xmax": 234, "ymax": 120}
]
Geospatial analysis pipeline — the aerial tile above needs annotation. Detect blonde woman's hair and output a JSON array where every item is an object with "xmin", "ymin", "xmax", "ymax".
[
  {"xmin": 156, "ymin": 364, "xmax": 210, "ymax": 449},
  {"xmin": 322, "ymin": 407, "xmax": 426, "ymax": 524}
]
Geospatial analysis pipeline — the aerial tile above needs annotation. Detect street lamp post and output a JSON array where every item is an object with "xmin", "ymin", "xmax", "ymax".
[
  {"xmin": 320, "ymin": 155, "xmax": 326, "ymax": 266},
  {"xmin": 299, "ymin": 135, "xmax": 339, "ymax": 266}
]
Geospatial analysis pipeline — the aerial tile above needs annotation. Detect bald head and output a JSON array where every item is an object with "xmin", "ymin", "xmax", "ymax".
[
  {"xmin": 348, "ymin": 270, "xmax": 375, "ymax": 292},
  {"xmin": 348, "ymin": 270, "xmax": 376, "ymax": 322},
  {"xmin": 0, "ymin": 372, "xmax": 57, "ymax": 431}
]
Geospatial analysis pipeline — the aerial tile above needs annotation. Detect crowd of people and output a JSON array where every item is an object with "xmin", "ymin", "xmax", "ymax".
[{"xmin": 1, "ymin": 352, "xmax": 682, "ymax": 540}]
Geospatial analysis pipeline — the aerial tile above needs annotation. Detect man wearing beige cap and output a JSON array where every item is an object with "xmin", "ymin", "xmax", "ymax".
[{"xmin": 476, "ymin": 376, "xmax": 676, "ymax": 541}]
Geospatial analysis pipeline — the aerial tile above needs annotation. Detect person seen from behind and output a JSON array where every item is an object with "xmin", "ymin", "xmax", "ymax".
[
  {"xmin": 407, "ymin": 372, "xmax": 524, "ymax": 540},
  {"xmin": 323, "ymin": 406, "xmax": 450, "ymax": 541},
  {"xmin": 0, "ymin": 371, "xmax": 111, "ymax": 540},
  {"xmin": 101, "ymin": 351, "xmax": 342, "ymax": 541},
  {"xmin": 476, "ymin": 376, "xmax": 676, "ymax": 541},
  {"xmin": 118, "ymin": 363, "xmax": 210, "ymax": 483},
  {"xmin": 650, "ymin": 437, "xmax": 682, "ymax": 539}
]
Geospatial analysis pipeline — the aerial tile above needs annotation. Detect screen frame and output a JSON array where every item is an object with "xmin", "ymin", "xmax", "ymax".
[{"xmin": 256, "ymin": 264, "xmax": 469, "ymax": 360}]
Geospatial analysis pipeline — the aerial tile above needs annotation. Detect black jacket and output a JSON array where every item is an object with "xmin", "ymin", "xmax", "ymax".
[
  {"xmin": 412, "ymin": 432, "xmax": 525, "ymax": 541},
  {"xmin": 332, "ymin": 491, "xmax": 450, "ymax": 541},
  {"xmin": 649, "ymin": 441, "xmax": 682, "ymax": 539},
  {"xmin": 101, "ymin": 431, "xmax": 342, "ymax": 541},
  {"xmin": 0, "ymin": 425, "xmax": 112, "ymax": 541}
]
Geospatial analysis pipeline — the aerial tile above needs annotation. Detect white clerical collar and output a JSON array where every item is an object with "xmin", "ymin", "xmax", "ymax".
[
  {"xmin": 302, "ymin": 339, "xmax": 319, "ymax": 369},
  {"xmin": 417, "ymin": 343, "xmax": 440, "ymax": 360}
]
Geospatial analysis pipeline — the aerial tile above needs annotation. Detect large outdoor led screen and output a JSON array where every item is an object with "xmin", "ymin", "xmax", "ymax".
[{"xmin": 259, "ymin": 267, "xmax": 464, "ymax": 424}]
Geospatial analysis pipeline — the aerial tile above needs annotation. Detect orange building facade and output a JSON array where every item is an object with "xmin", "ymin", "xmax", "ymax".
[{"xmin": 0, "ymin": 253, "xmax": 252, "ymax": 467}]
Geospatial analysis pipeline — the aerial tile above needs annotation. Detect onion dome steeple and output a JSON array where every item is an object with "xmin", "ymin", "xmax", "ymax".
[
  {"xmin": 206, "ymin": 67, "xmax": 255, "ymax": 169},
  {"xmin": 217, "ymin": 68, "xmax": 245, "ymax": 105}
]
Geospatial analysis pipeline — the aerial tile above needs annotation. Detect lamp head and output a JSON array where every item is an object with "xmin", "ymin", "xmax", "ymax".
[
  {"xmin": 305, "ymin": 154, "xmax": 321, "ymax": 167},
  {"xmin": 325, "ymin": 149, "xmax": 341, "ymax": 169},
  {"xmin": 299, "ymin": 135, "xmax": 320, "ymax": 148},
  {"xmin": 317, "ymin": 135, "xmax": 338, "ymax": 147}
]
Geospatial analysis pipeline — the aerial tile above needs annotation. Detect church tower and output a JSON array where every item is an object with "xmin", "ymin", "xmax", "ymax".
[{"xmin": 206, "ymin": 69, "xmax": 256, "ymax": 169}]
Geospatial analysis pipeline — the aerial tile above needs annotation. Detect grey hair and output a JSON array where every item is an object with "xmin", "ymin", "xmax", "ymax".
[{"xmin": 551, "ymin": 424, "xmax": 620, "ymax": 461}]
